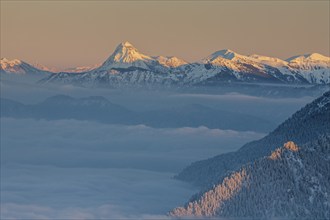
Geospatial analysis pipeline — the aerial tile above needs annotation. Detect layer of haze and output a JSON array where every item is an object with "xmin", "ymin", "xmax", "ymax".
[
  {"xmin": 1, "ymin": 79, "xmax": 323, "ymax": 218},
  {"xmin": 1, "ymin": 1, "xmax": 329, "ymax": 70}
]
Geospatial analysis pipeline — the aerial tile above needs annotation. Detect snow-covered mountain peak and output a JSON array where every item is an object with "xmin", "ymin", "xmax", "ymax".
[
  {"xmin": 99, "ymin": 42, "xmax": 153, "ymax": 70},
  {"xmin": 207, "ymin": 49, "xmax": 238, "ymax": 61},
  {"xmin": 286, "ymin": 53, "xmax": 330, "ymax": 63},
  {"xmin": 249, "ymin": 54, "xmax": 288, "ymax": 67},
  {"xmin": 286, "ymin": 53, "xmax": 329, "ymax": 74},
  {"xmin": 106, "ymin": 41, "xmax": 152, "ymax": 64},
  {"xmin": 1, "ymin": 57, "xmax": 53, "ymax": 80},
  {"xmin": 121, "ymin": 41, "xmax": 134, "ymax": 47},
  {"xmin": 114, "ymin": 41, "xmax": 137, "ymax": 53},
  {"xmin": 1, "ymin": 58, "xmax": 27, "ymax": 74},
  {"xmin": 306, "ymin": 53, "xmax": 330, "ymax": 62},
  {"xmin": 202, "ymin": 49, "xmax": 252, "ymax": 67},
  {"xmin": 1, "ymin": 58, "xmax": 23, "ymax": 68},
  {"xmin": 154, "ymin": 56, "xmax": 188, "ymax": 67}
]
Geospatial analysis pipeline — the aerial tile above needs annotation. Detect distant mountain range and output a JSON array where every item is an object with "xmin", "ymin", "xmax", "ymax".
[
  {"xmin": 1, "ymin": 42, "xmax": 329, "ymax": 86},
  {"xmin": 0, "ymin": 95, "xmax": 274, "ymax": 132},
  {"xmin": 170, "ymin": 90, "xmax": 330, "ymax": 218}
]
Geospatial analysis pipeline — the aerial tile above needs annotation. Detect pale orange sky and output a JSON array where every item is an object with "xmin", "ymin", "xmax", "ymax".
[{"xmin": 1, "ymin": 1, "xmax": 329, "ymax": 69}]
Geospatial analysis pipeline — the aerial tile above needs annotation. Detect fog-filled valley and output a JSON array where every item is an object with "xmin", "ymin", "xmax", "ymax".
[{"xmin": 1, "ymin": 78, "xmax": 328, "ymax": 218}]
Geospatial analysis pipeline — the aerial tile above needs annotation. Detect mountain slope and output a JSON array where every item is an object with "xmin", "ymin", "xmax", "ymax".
[
  {"xmin": 170, "ymin": 137, "xmax": 330, "ymax": 218},
  {"xmin": 175, "ymin": 90, "xmax": 330, "ymax": 187}
]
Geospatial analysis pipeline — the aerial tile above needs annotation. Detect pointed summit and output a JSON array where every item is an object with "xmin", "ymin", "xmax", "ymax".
[
  {"xmin": 114, "ymin": 41, "xmax": 136, "ymax": 54},
  {"xmin": 121, "ymin": 41, "xmax": 134, "ymax": 47},
  {"xmin": 100, "ymin": 41, "xmax": 153, "ymax": 70}
]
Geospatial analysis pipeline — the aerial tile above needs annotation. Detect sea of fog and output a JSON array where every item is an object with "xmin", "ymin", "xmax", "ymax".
[{"xmin": 0, "ymin": 80, "xmax": 320, "ymax": 218}]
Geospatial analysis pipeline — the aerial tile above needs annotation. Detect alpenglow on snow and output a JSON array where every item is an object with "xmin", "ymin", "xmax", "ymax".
[{"xmin": 2, "ymin": 42, "xmax": 330, "ymax": 85}]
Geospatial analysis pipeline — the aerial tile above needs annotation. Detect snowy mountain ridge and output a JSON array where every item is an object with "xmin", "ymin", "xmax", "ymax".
[
  {"xmin": 44, "ymin": 42, "xmax": 330, "ymax": 86},
  {"xmin": 2, "ymin": 42, "xmax": 330, "ymax": 86}
]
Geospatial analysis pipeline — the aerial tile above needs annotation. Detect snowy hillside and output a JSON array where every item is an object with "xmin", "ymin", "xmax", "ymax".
[
  {"xmin": 170, "ymin": 137, "xmax": 330, "ymax": 218},
  {"xmin": 175, "ymin": 90, "xmax": 330, "ymax": 187},
  {"xmin": 170, "ymin": 90, "xmax": 330, "ymax": 218},
  {"xmin": 42, "ymin": 42, "xmax": 330, "ymax": 87}
]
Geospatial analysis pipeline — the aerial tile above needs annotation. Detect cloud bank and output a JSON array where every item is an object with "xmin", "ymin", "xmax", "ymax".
[{"xmin": 1, "ymin": 118, "xmax": 264, "ymax": 218}]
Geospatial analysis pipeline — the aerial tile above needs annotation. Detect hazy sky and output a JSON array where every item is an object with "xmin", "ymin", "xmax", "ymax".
[{"xmin": 1, "ymin": 1, "xmax": 329, "ymax": 69}]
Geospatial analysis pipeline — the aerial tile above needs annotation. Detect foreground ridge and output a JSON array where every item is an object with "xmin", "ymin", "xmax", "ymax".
[
  {"xmin": 171, "ymin": 91, "xmax": 330, "ymax": 218},
  {"xmin": 170, "ymin": 137, "xmax": 330, "ymax": 218}
]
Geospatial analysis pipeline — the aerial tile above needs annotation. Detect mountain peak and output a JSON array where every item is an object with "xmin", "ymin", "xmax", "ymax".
[
  {"xmin": 307, "ymin": 53, "xmax": 327, "ymax": 59},
  {"xmin": 115, "ymin": 41, "xmax": 136, "ymax": 51},
  {"xmin": 248, "ymin": 54, "xmax": 288, "ymax": 67},
  {"xmin": 121, "ymin": 41, "xmax": 134, "ymax": 47},
  {"xmin": 211, "ymin": 49, "xmax": 237, "ymax": 60},
  {"xmin": 1, "ymin": 58, "xmax": 25, "ymax": 74},
  {"xmin": 100, "ymin": 42, "xmax": 152, "ymax": 69},
  {"xmin": 286, "ymin": 53, "xmax": 330, "ymax": 63},
  {"xmin": 203, "ymin": 49, "xmax": 245, "ymax": 63},
  {"xmin": 1, "ymin": 58, "xmax": 22, "ymax": 66},
  {"xmin": 154, "ymin": 56, "xmax": 188, "ymax": 67}
]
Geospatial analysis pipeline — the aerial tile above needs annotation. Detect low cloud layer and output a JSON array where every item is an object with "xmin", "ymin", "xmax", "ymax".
[
  {"xmin": 1, "ymin": 81, "xmax": 319, "ymax": 218},
  {"xmin": 1, "ymin": 118, "xmax": 264, "ymax": 218}
]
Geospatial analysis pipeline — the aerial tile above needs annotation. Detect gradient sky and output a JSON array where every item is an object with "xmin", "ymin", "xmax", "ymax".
[{"xmin": 1, "ymin": 1, "xmax": 329, "ymax": 69}]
